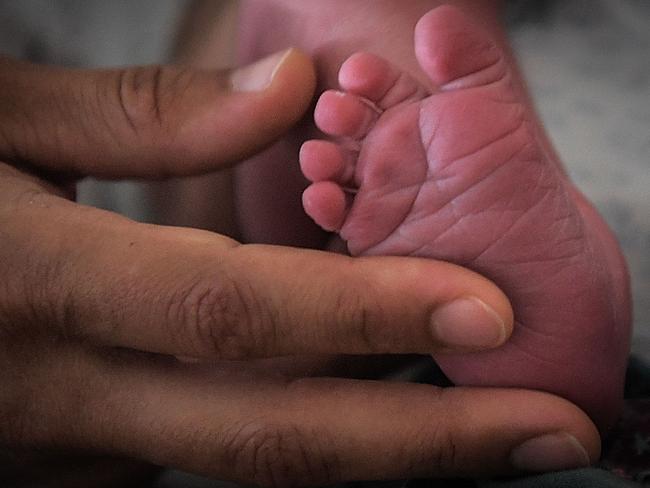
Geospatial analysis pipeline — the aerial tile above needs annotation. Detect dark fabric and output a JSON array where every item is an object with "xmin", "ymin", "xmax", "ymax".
[
  {"xmin": 478, "ymin": 469, "xmax": 641, "ymax": 488},
  {"xmin": 599, "ymin": 357, "xmax": 650, "ymax": 484},
  {"xmin": 400, "ymin": 469, "xmax": 639, "ymax": 488},
  {"xmin": 394, "ymin": 357, "xmax": 650, "ymax": 488}
]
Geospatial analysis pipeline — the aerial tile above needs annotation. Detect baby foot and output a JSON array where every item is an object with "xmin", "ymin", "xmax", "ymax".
[{"xmin": 300, "ymin": 6, "xmax": 631, "ymax": 431}]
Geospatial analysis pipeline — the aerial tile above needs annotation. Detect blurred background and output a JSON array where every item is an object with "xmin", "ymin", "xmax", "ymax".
[{"xmin": 0, "ymin": 0, "xmax": 648, "ymax": 354}]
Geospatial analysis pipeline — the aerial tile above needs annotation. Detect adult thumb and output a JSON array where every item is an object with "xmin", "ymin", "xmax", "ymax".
[{"xmin": 0, "ymin": 49, "xmax": 315, "ymax": 179}]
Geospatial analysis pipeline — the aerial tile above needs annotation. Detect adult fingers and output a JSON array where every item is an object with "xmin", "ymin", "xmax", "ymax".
[
  {"xmin": 2, "ymin": 187, "xmax": 513, "ymax": 359},
  {"xmin": 0, "ymin": 50, "xmax": 315, "ymax": 178},
  {"xmin": 16, "ymin": 346, "xmax": 599, "ymax": 486}
]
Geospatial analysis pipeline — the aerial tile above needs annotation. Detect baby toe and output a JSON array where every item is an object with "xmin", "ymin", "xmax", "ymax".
[
  {"xmin": 300, "ymin": 140, "xmax": 356, "ymax": 185},
  {"xmin": 315, "ymin": 90, "xmax": 379, "ymax": 139},
  {"xmin": 302, "ymin": 181, "xmax": 349, "ymax": 232}
]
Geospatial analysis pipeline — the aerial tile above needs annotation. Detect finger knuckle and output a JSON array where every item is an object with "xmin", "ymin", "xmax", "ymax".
[
  {"xmin": 0, "ymin": 216, "xmax": 70, "ymax": 338},
  {"xmin": 166, "ymin": 274, "xmax": 265, "ymax": 359},
  {"xmin": 222, "ymin": 421, "xmax": 340, "ymax": 487},
  {"xmin": 411, "ymin": 391, "xmax": 462, "ymax": 476},
  {"xmin": 115, "ymin": 65, "xmax": 191, "ymax": 136},
  {"xmin": 427, "ymin": 427, "xmax": 460, "ymax": 476},
  {"xmin": 332, "ymin": 283, "xmax": 384, "ymax": 354}
]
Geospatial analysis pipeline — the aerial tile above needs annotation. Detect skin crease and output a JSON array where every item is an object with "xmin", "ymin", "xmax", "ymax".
[
  {"xmin": 0, "ymin": 51, "xmax": 602, "ymax": 486},
  {"xmin": 0, "ymin": 49, "xmax": 317, "ymax": 488},
  {"xmin": 236, "ymin": 0, "xmax": 631, "ymax": 433},
  {"xmin": 234, "ymin": 0, "xmax": 573, "ymax": 244},
  {"xmin": 235, "ymin": 0, "xmax": 521, "ymax": 248},
  {"xmin": 0, "ymin": 2, "xmax": 610, "ymax": 485}
]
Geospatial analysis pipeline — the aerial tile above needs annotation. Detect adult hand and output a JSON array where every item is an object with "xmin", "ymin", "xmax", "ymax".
[{"xmin": 0, "ymin": 53, "xmax": 599, "ymax": 487}]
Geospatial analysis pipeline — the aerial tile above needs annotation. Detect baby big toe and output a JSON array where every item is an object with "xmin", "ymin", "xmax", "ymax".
[
  {"xmin": 339, "ymin": 52, "xmax": 427, "ymax": 110},
  {"xmin": 415, "ymin": 5, "xmax": 506, "ymax": 90}
]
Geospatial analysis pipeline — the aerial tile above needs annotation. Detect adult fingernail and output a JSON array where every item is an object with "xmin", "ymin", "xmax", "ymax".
[
  {"xmin": 510, "ymin": 433, "xmax": 592, "ymax": 472},
  {"xmin": 231, "ymin": 49, "xmax": 292, "ymax": 92},
  {"xmin": 431, "ymin": 297, "xmax": 506, "ymax": 350}
]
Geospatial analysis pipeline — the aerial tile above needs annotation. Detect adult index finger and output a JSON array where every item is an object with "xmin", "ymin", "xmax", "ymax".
[{"xmin": 2, "ymin": 189, "xmax": 513, "ymax": 358}]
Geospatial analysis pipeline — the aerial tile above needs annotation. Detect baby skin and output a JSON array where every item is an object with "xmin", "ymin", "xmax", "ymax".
[{"xmin": 299, "ymin": 6, "xmax": 631, "ymax": 431}]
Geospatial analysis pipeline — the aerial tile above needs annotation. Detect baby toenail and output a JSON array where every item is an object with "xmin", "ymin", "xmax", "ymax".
[{"xmin": 431, "ymin": 297, "xmax": 507, "ymax": 350}]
